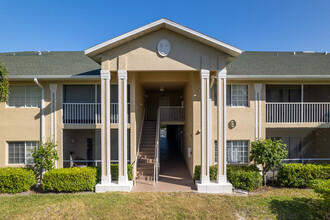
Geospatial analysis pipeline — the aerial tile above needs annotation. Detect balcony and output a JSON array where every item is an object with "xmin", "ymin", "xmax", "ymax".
[
  {"xmin": 63, "ymin": 103, "xmax": 130, "ymax": 124},
  {"xmin": 266, "ymin": 103, "xmax": 330, "ymax": 123},
  {"xmin": 159, "ymin": 106, "xmax": 185, "ymax": 122},
  {"xmin": 266, "ymin": 84, "xmax": 330, "ymax": 124}
]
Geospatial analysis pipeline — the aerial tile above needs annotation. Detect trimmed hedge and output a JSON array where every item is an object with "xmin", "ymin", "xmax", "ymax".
[
  {"xmin": 94, "ymin": 164, "xmax": 133, "ymax": 182},
  {"xmin": 194, "ymin": 165, "xmax": 262, "ymax": 192},
  {"xmin": 42, "ymin": 167, "xmax": 97, "ymax": 192},
  {"xmin": 310, "ymin": 179, "xmax": 330, "ymax": 207},
  {"xmin": 227, "ymin": 166, "xmax": 262, "ymax": 192},
  {"xmin": 0, "ymin": 168, "xmax": 37, "ymax": 194},
  {"xmin": 278, "ymin": 163, "xmax": 330, "ymax": 187},
  {"xmin": 42, "ymin": 164, "xmax": 134, "ymax": 192}
]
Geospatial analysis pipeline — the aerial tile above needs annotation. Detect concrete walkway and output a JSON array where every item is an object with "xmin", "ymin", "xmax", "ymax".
[{"xmin": 132, "ymin": 137, "xmax": 196, "ymax": 192}]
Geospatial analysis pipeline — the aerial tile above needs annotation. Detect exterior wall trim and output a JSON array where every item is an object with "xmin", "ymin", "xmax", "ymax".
[
  {"xmin": 8, "ymin": 75, "xmax": 101, "ymax": 80},
  {"xmin": 226, "ymin": 75, "xmax": 330, "ymax": 79}
]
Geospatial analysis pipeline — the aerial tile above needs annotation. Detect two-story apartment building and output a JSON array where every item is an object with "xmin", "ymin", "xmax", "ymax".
[{"xmin": 0, "ymin": 19, "xmax": 329, "ymax": 193}]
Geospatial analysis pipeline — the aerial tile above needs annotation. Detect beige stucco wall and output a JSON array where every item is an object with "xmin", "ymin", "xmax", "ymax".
[
  {"xmin": 1, "ymin": 78, "xmax": 330, "ymax": 177},
  {"xmin": 0, "ymin": 82, "xmax": 41, "ymax": 167},
  {"xmin": 101, "ymin": 29, "xmax": 227, "ymax": 72}
]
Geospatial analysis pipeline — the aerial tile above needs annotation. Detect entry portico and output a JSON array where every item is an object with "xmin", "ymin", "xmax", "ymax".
[{"xmin": 86, "ymin": 18, "xmax": 242, "ymax": 193}]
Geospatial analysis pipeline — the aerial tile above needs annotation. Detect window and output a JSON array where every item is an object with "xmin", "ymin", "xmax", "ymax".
[
  {"xmin": 228, "ymin": 85, "xmax": 248, "ymax": 107},
  {"xmin": 7, "ymin": 85, "xmax": 41, "ymax": 107},
  {"xmin": 214, "ymin": 84, "xmax": 248, "ymax": 107},
  {"xmin": 63, "ymin": 84, "xmax": 130, "ymax": 104},
  {"xmin": 226, "ymin": 141, "xmax": 249, "ymax": 164},
  {"xmin": 266, "ymin": 85, "xmax": 301, "ymax": 102},
  {"xmin": 215, "ymin": 141, "xmax": 218, "ymax": 163},
  {"xmin": 215, "ymin": 140, "xmax": 249, "ymax": 164},
  {"xmin": 8, "ymin": 142, "xmax": 37, "ymax": 164}
]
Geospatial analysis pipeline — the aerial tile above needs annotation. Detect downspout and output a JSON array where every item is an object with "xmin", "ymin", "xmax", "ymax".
[{"xmin": 34, "ymin": 78, "xmax": 45, "ymax": 143}]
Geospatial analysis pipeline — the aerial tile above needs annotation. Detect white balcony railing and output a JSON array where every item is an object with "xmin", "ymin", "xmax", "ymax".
[
  {"xmin": 266, "ymin": 102, "xmax": 330, "ymax": 123},
  {"xmin": 63, "ymin": 103, "xmax": 130, "ymax": 124},
  {"xmin": 159, "ymin": 106, "xmax": 184, "ymax": 122}
]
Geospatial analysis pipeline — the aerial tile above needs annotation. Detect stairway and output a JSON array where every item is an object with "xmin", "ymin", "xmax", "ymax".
[{"xmin": 136, "ymin": 120, "xmax": 156, "ymax": 181}]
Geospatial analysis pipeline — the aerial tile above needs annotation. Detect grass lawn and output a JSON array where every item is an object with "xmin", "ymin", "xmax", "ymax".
[{"xmin": 0, "ymin": 188, "xmax": 327, "ymax": 219}]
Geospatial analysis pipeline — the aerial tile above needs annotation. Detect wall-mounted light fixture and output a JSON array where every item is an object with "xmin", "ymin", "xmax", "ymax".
[{"xmin": 228, "ymin": 120, "xmax": 237, "ymax": 129}]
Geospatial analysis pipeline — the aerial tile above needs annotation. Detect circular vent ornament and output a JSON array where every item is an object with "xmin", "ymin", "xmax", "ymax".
[{"xmin": 157, "ymin": 39, "xmax": 171, "ymax": 57}]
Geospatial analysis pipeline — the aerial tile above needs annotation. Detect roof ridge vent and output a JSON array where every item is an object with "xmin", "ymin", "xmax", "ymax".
[{"xmin": 38, "ymin": 51, "xmax": 42, "ymax": 56}]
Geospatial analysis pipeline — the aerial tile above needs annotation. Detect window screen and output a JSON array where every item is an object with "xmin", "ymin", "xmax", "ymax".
[
  {"xmin": 7, "ymin": 85, "xmax": 41, "ymax": 107},
  {"xmin": 8, "ymin": 142, "xmax": 37, "ymax": 164},
  {"xmin": 229, "ymin": 85, "xmax": 248, "ymax": 107},
  {"xmin": 266, "ymin": 85, "xmax": 301, "ymax": 102},
  {"xmin": 110, "ymin": 129, "xmax": 131, "ymax": 161},
  {"xmin": 226, "ymin": 141, "xmax": 249, "ymax": 164}
]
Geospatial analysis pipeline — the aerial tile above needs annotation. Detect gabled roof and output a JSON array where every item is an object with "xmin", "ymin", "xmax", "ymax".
[
  {"xmin": 0, "ymin": 51, "xmax": 100, "ymax": 79},
  {"xmin": 85, "ymin": 18, "xmax": 242, "ymax": 59},
  {"xmin": 227, "ymin": 51, "xmax": 330, "ymax": 78},
  {"xmin": 2, "ymin": 51, "xmax": 330, "ymax": 79}
]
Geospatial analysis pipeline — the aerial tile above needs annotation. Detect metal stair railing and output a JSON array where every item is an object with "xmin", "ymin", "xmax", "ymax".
[{"xmin": 153, "ymin": 108, "xmax": 160, "ymax": 186}]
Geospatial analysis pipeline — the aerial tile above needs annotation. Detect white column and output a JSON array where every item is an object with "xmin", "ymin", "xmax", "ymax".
[
  {"xmin": 118, "ymin": 70, "xmax": 128, "ymax": 184},
  {"xmin": 200, "ymin": 69, "xmax": 210, "ymax": 184},
  {"xmin": 217, "ymin": 69, "xmax": 227, "ymax": 182},
  {"xmin": 196, "ymin": 68, "xmax": 232, "ymax": 193},
  {"xmin": 101, "ymin": 70, "xmax": 111, "ymax": 184},
  {"xmin": 223, "ymin": 76, "xmax": 227, "ymax": 178},
  {"xmin": 254, "ymin": 84, "xmax": 262, "ymax": 139}
]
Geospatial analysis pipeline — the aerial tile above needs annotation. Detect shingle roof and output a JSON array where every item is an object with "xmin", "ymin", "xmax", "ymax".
[
  {"xmin": 0, "ymin": 51, "xmax": 100, "ymax": 77},
  {"xmin": 227, "ymin": 51, "xmax": 330, "ymax": 76},
  {"xmin": 1, "ymin": 51, "xmax": 330, "ymax": 78}
]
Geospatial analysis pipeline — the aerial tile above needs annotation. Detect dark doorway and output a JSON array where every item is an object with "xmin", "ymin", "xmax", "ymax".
[
  {"xmin": 159, "ymin": 125, "xmax": 194, "ymax": 188},
  {"xmin": 86, "ymin": 138, "xmax": 93, "ymax": 166}
]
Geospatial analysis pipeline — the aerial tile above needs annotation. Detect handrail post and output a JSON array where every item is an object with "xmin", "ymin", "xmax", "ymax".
[
  {"xmin": 154, "ymin": 107, "xmax": 161, "ymax": 186},
  {"xmin": 301, "ymin": 84, "xmax": 304, "ymax": 122}
]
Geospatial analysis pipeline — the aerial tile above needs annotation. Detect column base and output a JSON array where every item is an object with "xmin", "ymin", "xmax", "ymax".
[
  {"xmin": 95, "ymin": 181, "xmax": 133, "ymax": 193},
  {"xmin": 195, "ymin": 180, "xmax": 233, "ymax": 194}
]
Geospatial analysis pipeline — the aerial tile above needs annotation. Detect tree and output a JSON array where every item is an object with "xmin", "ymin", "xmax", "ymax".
[
  {"xmin": 250, "ymin": 138, "xmax": 288, "ymax": 186},
  {"xmin": 0, "ymin": 62, "xmax": 9, "ymax": 102},
  {"xmin": 32, "ymin": 141, "xmax": 59, "ymax": 181}
]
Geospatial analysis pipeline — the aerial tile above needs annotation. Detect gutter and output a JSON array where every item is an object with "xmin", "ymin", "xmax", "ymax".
[{"xmin": 33, "ymin": 78, "xmax": 45, "ymax": 143}]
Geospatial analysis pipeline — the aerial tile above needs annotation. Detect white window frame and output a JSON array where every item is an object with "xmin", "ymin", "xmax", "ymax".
[
  {"xmin": 215, "ymin": 141, "xmax": 218, "ymax": 163},
  {"xmin": 7, "ymin": 85, "xmax": 41, "ymax": 108},
  {"xmin": 227, "ymin": 84, "xmax": 249, "ymax": 107},
  {"xmin": 8, "ymin": 141, "xmax": 37, "ymax": 165},
  {"xmin": 226, "ymin": 140, "xmax": 249, "ymax": 164}
]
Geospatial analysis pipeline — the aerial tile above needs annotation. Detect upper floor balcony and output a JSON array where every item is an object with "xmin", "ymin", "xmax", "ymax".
[
  {"xmin": 266, "ymin": 85, "xmax": 330, "ymax": 124},
  {"xmin": 62, "ymin": 84, "xmax": 130, "ymax": 124},
  {"xmin": 62, "ymin": 103, "xmax": 130, "ymax": 124}
]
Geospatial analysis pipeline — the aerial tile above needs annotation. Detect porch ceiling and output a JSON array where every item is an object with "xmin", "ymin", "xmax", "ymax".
[{"xmin": 142, "ymin": 82, "xmax": 185, "ymax": 92}]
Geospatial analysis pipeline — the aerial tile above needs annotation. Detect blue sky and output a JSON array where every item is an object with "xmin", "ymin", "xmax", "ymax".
[{"xmin": 1, "ymin": 0, "xmax": 330, "ymax": 53}]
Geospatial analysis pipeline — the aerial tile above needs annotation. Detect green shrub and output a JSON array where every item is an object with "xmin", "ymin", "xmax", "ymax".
[
  {"xmin": 227, "ymin": 166, "xmax": 262, "ymax": 192},
  {"xmin": 278, "ymin": 163, "xmax": 330, "ymax": 187},
  {"xmin": 194, "ymin": 165, "xmax": 217, "ymax": 181},
  {"xmin": 310, "ymin": 179, "xmax": 330, "ymax": 208},
  {"xmin": 194, "ymin": 165, "xmax": 262, "ymax": 192},
  {"xmin": 0, "ymin": 168, "xmax": 37, "ymax": 193},
  {"xmin": 42, "ymin": 167, "xmax": 97, "ymax": 192},
  {"xmin": 94, "ymin": 164, "xmax": 133, "ymax": 182}
]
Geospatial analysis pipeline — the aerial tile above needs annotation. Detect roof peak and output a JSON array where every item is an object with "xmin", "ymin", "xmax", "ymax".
[{"xmin": 84, "ymin": 19, "xmax": 242, "ymax": 59}]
